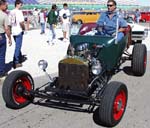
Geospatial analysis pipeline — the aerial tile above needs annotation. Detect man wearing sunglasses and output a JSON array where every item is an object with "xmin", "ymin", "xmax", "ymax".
[{"xmin": 96, "ymin": 0, "xmax": 127, "ymax": 41}]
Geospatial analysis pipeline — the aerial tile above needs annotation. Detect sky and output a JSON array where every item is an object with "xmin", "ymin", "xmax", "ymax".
[{"xmin": 137, "ymin": 0, "xmax": 150, "ymax": 6}]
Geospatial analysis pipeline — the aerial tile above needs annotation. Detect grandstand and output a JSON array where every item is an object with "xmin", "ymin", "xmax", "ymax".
[
  {"xmin": 7, "ymin": 0, "xmax": 139, "ymax": 5},
  {"xmin": 37, "ymin": 0, "xmax": 99, "ymax": 4},
  {"xmin": 7, "ymin": 0, "xmax": 38, "ymax": 4},
  {"xmin": 37, "ymin": 0, "xmax": 139, "ymax": 5},
  {"xmin": 35, "ymin": 0, "xmax": 139, "ymax": 10},
  {"xmin": 7, "ymin": 0, "xmax": 139, "ymax": 10},
  {"xmin": 22, "ymin": 0, "xmax": 39, "ymax": 4}
]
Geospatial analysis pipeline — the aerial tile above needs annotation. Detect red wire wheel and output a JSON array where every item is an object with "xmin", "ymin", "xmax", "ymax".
[
  {"xmin": 113, "ymin": 90, "xmax": 127, "ymax": 121},
  {"xmin": 2, "ymin": 70, "xmax": 34, "ymax": 109},
  {"xmin": 13, "ymin": 76, "xmax": 32, "ymax": 104}
]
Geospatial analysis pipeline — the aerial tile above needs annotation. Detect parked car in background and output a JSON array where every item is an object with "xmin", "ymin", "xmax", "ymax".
[
  {"xmin": 72, "ymin": 10, "xmax": 100, "ymax": 24},
  {"xmin": 140, "ymin": 12, "xmax": 150, "ymax": 22},
  {"xmin": 126, "ymin": 17, "xmax": 148, "ymax": 43}
]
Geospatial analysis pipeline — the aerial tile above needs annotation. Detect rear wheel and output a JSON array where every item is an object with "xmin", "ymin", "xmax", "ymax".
[
  {"xmin": 132, "ymin": 44, "xmax": 147, "ymax": 76},
  {"xmin": 2, "ymin": 70, "xmax": 34, "ymax": 109},
  {"xmin": 93, "ymin": 81, "xmax": 128, "ymax": 127},
  {"xmin": 77, "ymin": 20, "xmax": 82, "ymax": 25}
]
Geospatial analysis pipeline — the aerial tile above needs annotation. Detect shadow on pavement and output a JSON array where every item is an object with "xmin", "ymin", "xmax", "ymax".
[
  {"xmin": 5, "ymin": 61, "xmax": 13, "ymax": 73},
  {"xmin": 123, "ymin": 66, "xmax": 134, "ymax": 76}
]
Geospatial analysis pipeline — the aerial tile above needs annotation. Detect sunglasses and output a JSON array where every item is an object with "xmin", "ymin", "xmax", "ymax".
[{"xmin": 107, "ymin": 4, "xmax": 114, "ymax": 7}]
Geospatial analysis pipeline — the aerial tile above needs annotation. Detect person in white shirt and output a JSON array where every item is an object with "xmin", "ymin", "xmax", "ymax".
[
  {"xmin": 59, "ymin": 3, "xmax": 70, "ymax": 42},
  {"xmin": 9, "ymin": 0, "xmax": 25, "ymax": 68},
  {"xmin": 33, "ymin": 8, "xmax": 39, "ymax": 28},
  {"xmin": 39, "ymin": 8, "xmax": 46, "ymax": 34}
]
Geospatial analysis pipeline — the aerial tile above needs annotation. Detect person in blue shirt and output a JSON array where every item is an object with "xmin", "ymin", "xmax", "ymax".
[
  {"xmin": 134, "ymin": 9, "xmax": 141, "ymax": 23},
  {"xmin": 96, "ymin": 0, "xmax": 127, "ymax": 42}
]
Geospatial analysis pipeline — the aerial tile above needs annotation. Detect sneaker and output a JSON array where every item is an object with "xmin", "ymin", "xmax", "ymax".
[
  {"xmin": 20, "ymin": 55, "xmax": 27, "ymax": 63},
  {"xmin": 47, "ymin": 40, "xmax": 49, "ymax": 43},
  {"xmin": 40, "ymin": 32, "xmax": 45, "ymax": 34}
]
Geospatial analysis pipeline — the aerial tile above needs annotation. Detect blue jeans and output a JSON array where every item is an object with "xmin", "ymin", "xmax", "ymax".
[
  {"xmin": 135, "ymin": 17, "xmax": 140, "ymax": 23},
  {"xmin": 0, "ymin": 33, "xmax": 6, "ymax": 73},
  {"xmin": 40, "ymin": 23, "xmax": 45, "ymax": 33},
  {"xmin": 13, "ymin": 32, "xmax": 23, "ymax": 64},
  {"xmin": 50, "ymin": 24, "xmax": 56, "ymax": 40}
]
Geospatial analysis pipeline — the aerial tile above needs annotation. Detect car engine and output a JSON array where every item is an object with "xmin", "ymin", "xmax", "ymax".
[{"xmin": 58, "ymin": 43, "xmax": 102, "ymax": 91}]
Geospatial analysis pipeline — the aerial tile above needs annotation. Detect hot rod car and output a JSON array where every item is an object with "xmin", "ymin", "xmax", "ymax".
[{"xmin": 2, "ymin": 23, "xmax": 147, "ymax": 127}]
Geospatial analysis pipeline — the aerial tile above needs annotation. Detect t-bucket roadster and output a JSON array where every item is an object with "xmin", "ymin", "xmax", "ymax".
[{"xmin": 2, "ymin": 23, "xmax": 147, "ymax": 127}]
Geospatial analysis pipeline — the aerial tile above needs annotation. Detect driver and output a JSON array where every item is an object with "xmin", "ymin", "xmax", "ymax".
[{"xmin": 96, "ymin": 0, "xmax": 127, "ymax": 41}]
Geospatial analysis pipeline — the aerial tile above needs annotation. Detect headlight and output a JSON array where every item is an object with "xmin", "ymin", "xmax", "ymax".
[
  {"xmin": 91, "ymin": 60, "xmax": 102, "ymax": 75},
  {"xmin": 38, "ymin": 60, "xmax": 48, "ymax": 71},
  {"xmin": 82, "ymin": 43, "xmax": 88, "ymax": 49},
  {"xmin": 77, "ymin": 45, "xmax": 83, "ymax": 51}
]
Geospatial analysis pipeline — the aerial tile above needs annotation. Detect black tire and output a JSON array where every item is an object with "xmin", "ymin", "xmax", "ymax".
[
  {"xmin": 77, "ymin": 20, "xmax": 82, "ymax": 25},
  {"xmin": 142, "ymin": 19, "xmax": 146, "ymax": 22},
  {"xmin": 2, "ymin": 70, "xmax": 34, "ymax": 109},
  {"xmin": 136, "ymin": 40, "xmax": 142, "ymax": 43},
  {"xmin": 132, "ymin": 40, "xmax": 142, "ymax": 44},
  {"xmin": 132, "ymin": 44, "xmax": 147, "ymax": 76},
  {"xmin": 93, "ymin": 81, "xmax": 128, "ymax": 127}
]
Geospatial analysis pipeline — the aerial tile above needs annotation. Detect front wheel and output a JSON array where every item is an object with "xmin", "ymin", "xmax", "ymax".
[
  {"xmin": 2, "ymin": 70, "xmax": 34, "ymax": 109},
  {"xmin": 93, "ymin": 81, "xmax": 128, "ymax": 127}
]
